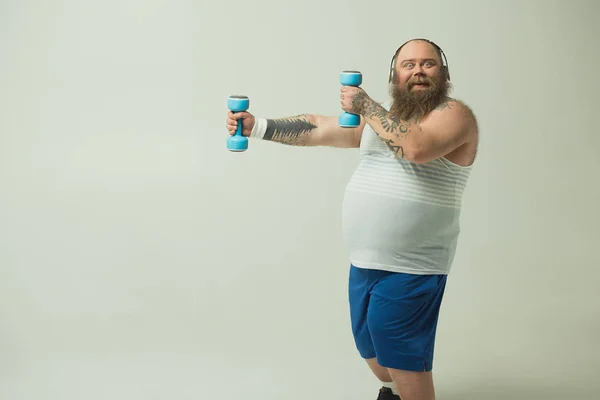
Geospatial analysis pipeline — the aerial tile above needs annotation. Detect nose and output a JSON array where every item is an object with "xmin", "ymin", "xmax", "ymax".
[{"xmin": 413, "ymin": 65, "xmax": 425, "ymax": 76}]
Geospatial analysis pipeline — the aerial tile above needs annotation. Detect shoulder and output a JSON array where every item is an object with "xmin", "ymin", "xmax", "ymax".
[
  {"xmin": 434, "ymin": 97, "xmax": 475, "ymax": 118},
  {"xmin": 422, "ymin": 98, "xmax": 478, "ymax": 137},
  {"xmin": 439, "ymin": 98, "xmax": 477, "ymax": 124}
]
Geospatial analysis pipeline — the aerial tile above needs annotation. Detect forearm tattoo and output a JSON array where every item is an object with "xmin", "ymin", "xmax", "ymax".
[
  {"xmin": 264, "ymin": 115, "xmax": 317, "ymax": 146},
  {"xmin": 379, "ymin": 137, "xmax": 405, "ymax": 158},
  {"xmin": 352, "ymin": 92, "xmax": 412, "ymax": 157}
]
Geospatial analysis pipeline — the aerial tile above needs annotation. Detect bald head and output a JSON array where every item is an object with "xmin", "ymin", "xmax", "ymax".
[
  {"xmin": 393, "ymin": 39, "xmax": 446, "ymax": 84},
  {"xmin": 388, "ymin": 39, "xmax": 451, "ymax": 122},
  {"xmin": 396, "ymin": 39, "xmax": 444, "ymax": 66}
]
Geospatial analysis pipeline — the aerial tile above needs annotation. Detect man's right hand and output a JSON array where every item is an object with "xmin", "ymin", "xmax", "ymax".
[{"xmin": 226, "ymin": 111, "xmax": 256, "ymax": 137}]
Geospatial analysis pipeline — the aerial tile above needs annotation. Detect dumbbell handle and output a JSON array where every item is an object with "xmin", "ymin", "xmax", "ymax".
[
  {"xmin": 227, "ymin": 95, "xmax": 250, "ymax": 152},
  {"xmin": 339, "ymin": 71, "xmax": 362, "ymax": 128}
]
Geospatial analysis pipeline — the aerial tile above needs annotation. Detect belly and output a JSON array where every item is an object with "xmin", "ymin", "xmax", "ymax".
[{"xmin": 341, "ymin": 187, "xmax": 459, "ymax": 252}]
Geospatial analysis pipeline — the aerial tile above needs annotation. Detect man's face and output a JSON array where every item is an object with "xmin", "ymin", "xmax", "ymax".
[
  {"xmin": 389, "ymin": 40, "xmax": 450, "ymax": 122},
  {"xmin": 395, "ymin": 40, "xmax": 444, "ymax": 90}
]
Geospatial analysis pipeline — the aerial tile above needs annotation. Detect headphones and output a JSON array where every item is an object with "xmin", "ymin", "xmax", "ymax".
[{"xmin": 388, "ymin": 38, "xmax": 450, "ymax": 84}]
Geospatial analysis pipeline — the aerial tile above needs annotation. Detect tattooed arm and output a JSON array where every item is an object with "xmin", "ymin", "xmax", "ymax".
[
  {"xmin": 346, "ymin": 89, "xmax": 476, "ymax": 163},
  {"xmin": 261, "ymin": 115, "xmax": 317, "ymax": 146},
  {"xmin": 264, "ymin": 114, "xmax": 365, "ymax": 147},
  {"xmin": 227, "ymin": 111, "xmax": 365, "ymax": 148}
]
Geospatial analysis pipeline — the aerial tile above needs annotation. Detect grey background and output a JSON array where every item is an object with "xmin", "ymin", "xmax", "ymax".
[{"xmin": 1, "ymin": 0, "xmax": 599, "ymax": 399}]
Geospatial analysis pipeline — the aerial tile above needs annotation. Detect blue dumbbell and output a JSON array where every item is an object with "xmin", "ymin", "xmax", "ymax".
[
  {"xmin": 339, "ymin": 70, "xmax": 362, "ymax": 128},
  {"xmin": 227, "ymin": 95, "xmax": 250, "ymax": 152}
]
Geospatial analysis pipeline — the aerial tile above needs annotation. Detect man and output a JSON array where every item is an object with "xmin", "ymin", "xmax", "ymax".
[{"xmin": 225, "ymin": 38, "xmax": 478, "ymax": 400}]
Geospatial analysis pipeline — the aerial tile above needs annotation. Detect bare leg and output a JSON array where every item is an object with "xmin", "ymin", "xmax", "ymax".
[
  {"xmin": 387, "ymin": 368, "xmax": 435, "ymax": 400},
  {"xmin": 366, "ymin": 357, "xmax": 392, "ymax": 382},
  {"xmin": 366, "ymin": 358, "xmax": 401, "ymax": 398}
]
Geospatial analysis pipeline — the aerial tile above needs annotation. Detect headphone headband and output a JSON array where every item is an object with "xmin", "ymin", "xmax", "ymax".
[{"xmin": 388, "ymin": 38, "xmax": 450, "ymax": 83}]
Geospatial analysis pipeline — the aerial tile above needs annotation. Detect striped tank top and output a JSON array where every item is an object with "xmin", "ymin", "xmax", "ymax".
[{"xmin": 341, "ymin": 103, "xmax": 473, "ymax": 275}]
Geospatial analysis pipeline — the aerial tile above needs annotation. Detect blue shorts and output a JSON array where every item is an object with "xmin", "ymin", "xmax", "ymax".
[{"xmin": 348, "ymin": 264, "xmax": 447, "ymax": 372}]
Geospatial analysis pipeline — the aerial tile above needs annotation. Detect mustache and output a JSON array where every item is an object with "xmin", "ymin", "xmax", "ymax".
[{"xmin": 408, "ymin": 76, "xmax": 435, "ymax": 87}]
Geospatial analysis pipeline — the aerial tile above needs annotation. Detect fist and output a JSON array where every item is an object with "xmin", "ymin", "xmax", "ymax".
[
  {"xmin": 226, "ymin": 111, "xmax": 255, "ymax": 136},
  {"xmin": 340, "ymin": 86, "xmax": 370, "ymax": 114}
]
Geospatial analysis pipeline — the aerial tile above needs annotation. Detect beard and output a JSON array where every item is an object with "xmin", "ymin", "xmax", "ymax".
[{"xmin": 388, "ymin": 73, "xmax": 451, "ymax": 122}]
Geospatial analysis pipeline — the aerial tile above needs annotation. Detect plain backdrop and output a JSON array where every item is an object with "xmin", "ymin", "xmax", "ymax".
[{"xmin": 1, "ymin": 0, "xmax": 599, "ymax": 399}]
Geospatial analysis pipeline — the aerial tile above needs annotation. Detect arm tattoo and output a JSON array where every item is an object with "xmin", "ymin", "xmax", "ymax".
[
  {"xmin": 352, "ymin": 92, "xmax": 412, "ymax": 157},
  {"xmin": 380, "ymin": 137, "xmax": 405, "ymax": 158},
  {"xmin": 264, "ymin": 115, "xmax": 317, "ymax": 146}
]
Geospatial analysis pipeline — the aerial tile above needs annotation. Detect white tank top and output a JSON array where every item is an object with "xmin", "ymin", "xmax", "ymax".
[{"xmin": 341, "ymin": 102, "xmax": 473, "ymax": 275}]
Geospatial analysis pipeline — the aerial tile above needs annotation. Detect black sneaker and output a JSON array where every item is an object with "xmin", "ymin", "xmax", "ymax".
[{"xmin": 376, "ymin": 386, "xmax": 400, "ymax": 400}]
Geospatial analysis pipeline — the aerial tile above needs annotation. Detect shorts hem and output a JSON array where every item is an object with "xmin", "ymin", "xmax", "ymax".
[
  {"xmin": 358, "ymin": 350, "xmax": 377, "ymax": 360},
  {"xmin": 376, "ymin": 354, "xmax": 434, "ymax": 372}
]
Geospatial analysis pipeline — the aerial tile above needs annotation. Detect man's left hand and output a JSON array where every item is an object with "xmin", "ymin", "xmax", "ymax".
[{"xmin": 340, "ymin": 86, "xmax": 372, "ymax": 115}]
